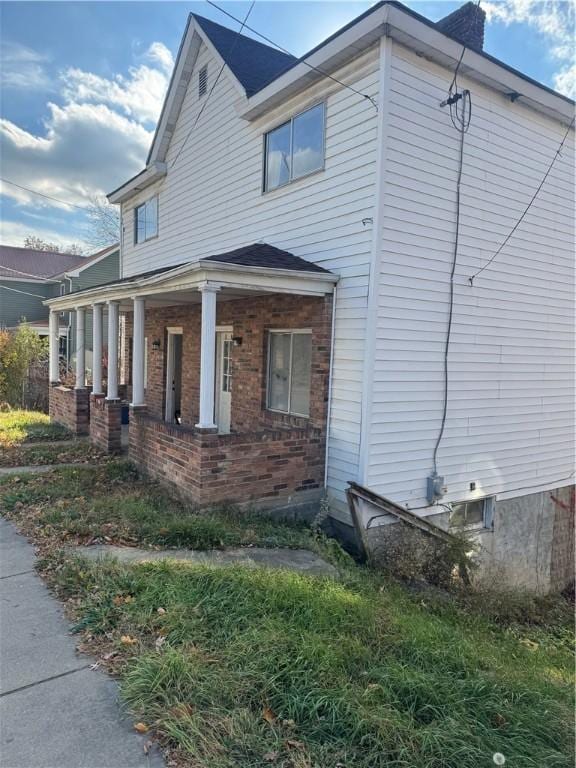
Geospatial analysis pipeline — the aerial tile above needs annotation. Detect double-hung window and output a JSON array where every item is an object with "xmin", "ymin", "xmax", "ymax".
[
  {"xmin": 267, "ymin": 330, "xmax": 312, "ymax": 417},
  {"xmin": 264, "ymin": 103, "xmax": 325, "ymax": 192},
  {"xmin": 134, "ymin": 196, "xmax": 158, "ymax": 243}
]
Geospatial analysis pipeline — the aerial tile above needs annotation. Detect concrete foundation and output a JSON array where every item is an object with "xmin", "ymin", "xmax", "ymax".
[{"xmin": 338, "ymin": 484, "xmax": 575, "ymax": 594}]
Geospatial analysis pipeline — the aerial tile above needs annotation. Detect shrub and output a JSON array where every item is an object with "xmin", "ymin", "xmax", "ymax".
[{"xmin": 0, "ymin": 325, "xmax": 48, "ymax": 407}]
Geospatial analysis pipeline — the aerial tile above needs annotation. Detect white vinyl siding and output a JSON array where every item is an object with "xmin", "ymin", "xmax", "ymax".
[
  {"xmin": 121, "ymin": 42, "xmax": 380, "ymax": 503},
  {"xmin": 366, "ymin": 41, "xmax": 575, "ymax": 510}
]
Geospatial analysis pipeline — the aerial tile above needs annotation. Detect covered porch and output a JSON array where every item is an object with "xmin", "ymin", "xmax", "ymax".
[{"xmin": 46, "ymin": 245, "xmax": 337, "ymax": 511}]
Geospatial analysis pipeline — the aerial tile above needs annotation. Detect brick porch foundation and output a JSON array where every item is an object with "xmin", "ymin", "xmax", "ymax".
[
  {"xmin": 49, "ymin": 385, "xmax": 90, "ymax": 436},
  {"xmin": 129, "ymin": 408, "xmax": 325, "ymax": 510},
  {"xmin": 89, "ymin": 394, "xmax": 123, "ymax": 453}
]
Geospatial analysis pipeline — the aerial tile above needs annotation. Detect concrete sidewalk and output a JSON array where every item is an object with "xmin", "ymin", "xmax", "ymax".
[{"xmin": 0, "ymin": 518, "xmax": 164, "ymax": 768}]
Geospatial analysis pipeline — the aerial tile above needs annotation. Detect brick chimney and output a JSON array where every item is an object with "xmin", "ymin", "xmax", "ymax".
[{"xmin": 436, "ymin": 2, "xmax": 486, "ymax": 53}]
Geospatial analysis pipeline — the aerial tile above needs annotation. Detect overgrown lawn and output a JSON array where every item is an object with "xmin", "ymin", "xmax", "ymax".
[{"xmin": 0, "ymin": 409, "xmax": 70, "ymax": 447}]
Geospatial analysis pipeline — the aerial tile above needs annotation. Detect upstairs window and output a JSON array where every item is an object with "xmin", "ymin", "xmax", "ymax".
[
  {"xmin": 134, "ymin": 196, "xmax": 158, "ymax": 244},
  {"xmin": 198, "ymin": 65, "xmax": 208, "ymax": 97},
  {"xmin": 267, "ymin": 330, "xmax": 312, "ymax": 417},
  {"xmin": 264, "ymin": 103, "xmax": 325, "ymax": 192}
]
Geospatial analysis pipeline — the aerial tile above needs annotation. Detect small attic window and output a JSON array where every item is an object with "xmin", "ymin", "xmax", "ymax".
[{"xmin": 198, "ymin": 65, "xmax": 208, "ymax": 98}]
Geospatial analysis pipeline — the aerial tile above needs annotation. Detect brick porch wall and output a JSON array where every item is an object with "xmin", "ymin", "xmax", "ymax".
[
  {"xmin": 129, "ymin": 408, "xmax": 325, "ymax": 509},
  {"xmin": 122, "ymin": 293, "xmax": 332, "ymax": 430},
  {"xmin": 89, "ymin": 394, "xmax": 122, "ymax": 453},
  {"xmin": 49, "ymin": 385, "xmax": 90, "ymax": 436}
]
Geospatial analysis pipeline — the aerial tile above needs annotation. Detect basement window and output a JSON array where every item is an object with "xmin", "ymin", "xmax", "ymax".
[
  {"xmin": 263, "ymin": 103, "xmax": 325, "ymax": 192},
  {"xmin": 134, "ymin": 196, "xmax": 158, "ymax": 243},
  {"xmin": 267, "ymin": 330, "xmax": 312, "ymax": 417},
  {"xmin": 198, "ymin": 65, "xmax": 208, "ymax": 98},
  {"xmin": 450, "ymin": 497, "xmax": 494, "ymax": 530}
]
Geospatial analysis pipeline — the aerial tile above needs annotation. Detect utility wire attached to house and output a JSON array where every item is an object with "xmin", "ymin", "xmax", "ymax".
[
  {"xmin": 468, "ymin": 116, "xmax": 575, "ymax": 284},
  {"xmin": 170, "ymin": 0, "xmax": 257, "ymax": 169},
  {"xmin": 205, "ymin": 0, "xmax": 378, "ymax": 111},
  {"xmin": 427, "ymin": 1, "xmax": 481, "ymax": 503}
]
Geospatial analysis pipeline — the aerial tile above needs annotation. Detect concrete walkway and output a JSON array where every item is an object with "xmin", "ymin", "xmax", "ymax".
[
  {"xmin": 75, "ymin": 544, "xmax": 338, "ymax": 577},
  {"xmin": 0, "ymin": 518, "xmax": 164, "ymax": 768}
]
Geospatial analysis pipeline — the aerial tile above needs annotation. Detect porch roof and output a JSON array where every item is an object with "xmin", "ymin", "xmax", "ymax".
[{"xmin": 44, "ymin": 243, "xmax": 338, "ymax": 311}]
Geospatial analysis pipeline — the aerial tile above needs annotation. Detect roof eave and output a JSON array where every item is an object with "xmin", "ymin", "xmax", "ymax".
[
  {"xmin": 239, "ymin": 2, "xmax": 574, "ymax": 125},
  {"xmin": 107, "ymin": 162, "xmax": 167, "ymax": 204}
]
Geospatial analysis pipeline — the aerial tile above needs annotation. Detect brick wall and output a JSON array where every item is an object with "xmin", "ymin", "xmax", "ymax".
[
  {"xmin": 49, "ymin": 385, "xmax": 90, "ymax": 436},
  {"xmin": 129, "ymin": 408, "xmax": 325, "ymax": 509},
  {"xmin": 89, "ymin": 394, "xmax": 122, "ymax": 453},
  {"xmin": 122, "ymin": 293, "xmax": 332, "ymax": 431}
]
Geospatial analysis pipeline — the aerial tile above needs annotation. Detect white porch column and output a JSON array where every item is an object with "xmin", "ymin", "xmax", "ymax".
[
  {"xmin": 106, "ymin": 300, "xmax": 120, "ymax": 400},
  {"xmin": 49, "ymin": 310, "xmax": 60, "ymax": 384},
  {"xmin": 74, "ymin": 307, "xmax": 86, "ymax": 389},
  {"xmin": 131, "ymin": 296, "xmax": 146, "ymax": 406},
  {"xmin": 92, "ymin": 303, "xmax": 104, "ymax": 395},
  {"xmin": 195, "ymin": 283, "xmax": 219, "ymax": 429}
]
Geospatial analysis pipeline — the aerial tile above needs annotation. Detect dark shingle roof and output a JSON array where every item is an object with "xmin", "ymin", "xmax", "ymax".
[
  {"xmin": 0, "ymin": 245, "xmax": 86, "ymax": 280},
  {"xmin": 200, "ymin": 243, "xmax": 331, "ymax": 273},
  {"xmin": 192, "ymin": 14, "xmax": 296, "ymax": 96}
]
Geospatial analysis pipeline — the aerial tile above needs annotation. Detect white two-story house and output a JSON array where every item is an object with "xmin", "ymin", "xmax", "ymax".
[{"xmin": 47, "ymin": 1, "xmax": 575, "ymax": 591}]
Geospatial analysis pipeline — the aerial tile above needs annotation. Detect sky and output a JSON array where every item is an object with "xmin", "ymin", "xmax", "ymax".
[{"xmin": 0, "ymin": 0, "xmax": 574, "ymax": 252}]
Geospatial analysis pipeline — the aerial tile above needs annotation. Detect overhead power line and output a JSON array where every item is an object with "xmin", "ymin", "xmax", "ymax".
[
  {"xmin": 170, "ymin": 0, "xmax": 257, "ymax": 168},
  {"xmin": 469, "ymin": 116, "xmax": 575, "ymax": 284},
  {"xmin": 205, "ymin": 0, "xmax": 378, "ymax": 110},
  {"xmin": 0, "ymin": 177, "xmax": 89, "ymax": 212}
]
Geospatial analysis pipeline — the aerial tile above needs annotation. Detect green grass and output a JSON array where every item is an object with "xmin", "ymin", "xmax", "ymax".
[
  {"xmin": 45, "ymin": 553, "xmax": 574, "ymax": 768},
  {"xmin": 0, "ymin": 410, "xmax": 71, "ymax": 447},
  {"xmin": 0, "ymin": 440, "xmax": 101, "ymax": 468},
  {"xmin": 0, "ymin": 462, "xmax": 344, "ymax": 560}
]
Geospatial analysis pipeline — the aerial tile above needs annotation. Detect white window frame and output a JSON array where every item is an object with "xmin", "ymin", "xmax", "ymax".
[
  {"xmin": 450, "ymin": 497, "xmax": 495, "ymax": 531},
  {"xmin": 267, "ymin": 329, "xmax": 312, "ymax": 418},
  {"xmin": 263, "ymin": 102, "xmax": 326, "ymax": 193},
  {"xmin": 134, "ymin": 195, "xmax": 159, "ymax": 244}
]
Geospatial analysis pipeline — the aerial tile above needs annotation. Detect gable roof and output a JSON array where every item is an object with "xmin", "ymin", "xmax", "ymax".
[
  {"xmin": 192, "ymin": 14, "xmax": 296, "ymax": 97},
  {"xmin": 0, "ymin": 245, "xmax": 86, "ymax": 280},
  {"xmin": 111, "ymin": 1, "xmax": 574, "ymax": 202},
  {"xmin": 59, "ymin": 243, "xmax": 119, "ymax": 278}
]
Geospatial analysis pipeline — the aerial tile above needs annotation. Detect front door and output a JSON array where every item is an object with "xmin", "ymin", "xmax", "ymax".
[
  {"xmin": 165, "ymin": 329, "xmax": 183, "ymax": 423},
  {"xmin": 215, "ymin": 330, "xmax": 232, "ymax": 434}
]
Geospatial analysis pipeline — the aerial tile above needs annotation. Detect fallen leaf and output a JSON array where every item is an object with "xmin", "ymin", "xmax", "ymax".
[
  {"xmin": 113, "ymin": 595, "xmax": 125, "ymax": 606},
  {"xmin": 263, "ymin": 751, "xmax": 279, "ymax": 762},
  {"xmin": 519, "ymin": 638, "xmax": 539, "ymax": 651},
  {"xmin": 493, "ymin": 713, "xmax": 507, "ymax": 728},
  {"xmin": 285, "ymin": 739, "xmax": 305, "ymax": 750},
  {"xmin": 133, "ymin": 722, "xmax": 149, "ymax": 733},
  {"xmin": 143, "ymin": 740, "xmax": 153, "ymax": 755},
  {"xmin": 102, "ymin": 651, "xmax": 119, "ymax": 661},
  {"xmin": 121, "ymin": 635, "xmax": 138, "ymax": 646},
  {"xmin": 262, "ymin": 706, "xmax": 277, "ymax": 725},
  {"xmin": 157, "ymin": 607, "xmax": 166, "ymax": 615},
  {"xmin": 169, "ymin": 703, "xmax": 195, "ymax": 719},
  {"xmin": 155, "ymin": 636, "xmax": 166, "ymax": 651}
]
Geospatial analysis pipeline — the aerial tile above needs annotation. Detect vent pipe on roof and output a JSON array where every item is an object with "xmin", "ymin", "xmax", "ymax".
[{"xmin": 436, "ymin": 2, "xmax": 486, "ymax": 53}]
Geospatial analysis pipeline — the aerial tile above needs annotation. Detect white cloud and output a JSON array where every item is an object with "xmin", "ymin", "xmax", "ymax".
[
  {"xmin": 0, "ymin": 102, "xmax": 151, "ymax": 210},
  {"xmin": 1, "ymin": 39, "xmax": 173, "ymax": 249},
  {"xmin": 0, "ymin": 42, "xmax": 52, "ymax": 90},
  {"xmin": 61, "ymin": 42, "xmax": 174, "ymax": 125},
  {"xmin": 483, "ymin": 0, "xmax": 575, "ymax": 97},
  {"xmin": 0, "ymin": 218, "xmax": 89, "ymax": 251}
]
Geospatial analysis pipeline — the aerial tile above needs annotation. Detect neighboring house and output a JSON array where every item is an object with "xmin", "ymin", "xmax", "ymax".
[
  {"xmin": 46, "ymin": 2, "xmax": 574, "ymax": 591},
  {"xmin": 0, "ymin": 244, "xmax": 119, "ymax": 367}
]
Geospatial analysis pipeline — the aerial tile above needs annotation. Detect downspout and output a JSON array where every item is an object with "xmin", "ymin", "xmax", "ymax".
[{"xmin": 324, "ymin": 283, "xmax": 338, "ymax": 490}]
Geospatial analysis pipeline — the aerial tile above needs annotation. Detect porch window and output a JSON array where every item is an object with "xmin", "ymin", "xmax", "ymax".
[
  {"xmin": 267, "ymin": 330, "xmax": 311, "ymax": 417},
  {"xmin": 134, "ymin": 196, "xmax": 158, "ymax": 243},
  {"xmin": 264, "ymin": 103, "xmax": 325, "ymax": 191}
]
